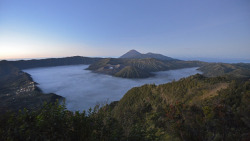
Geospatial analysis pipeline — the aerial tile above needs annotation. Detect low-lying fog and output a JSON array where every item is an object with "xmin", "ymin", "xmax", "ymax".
[{"xmin": 23, "ymin": 65, "xmax": 201, "ymax": 111}]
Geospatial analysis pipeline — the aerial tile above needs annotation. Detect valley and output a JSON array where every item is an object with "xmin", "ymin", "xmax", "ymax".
[
  {"xmin": 1, "ymin": 0, "xmax": 249, "ymax": 139},
  {"xmin": 0, "ymin": 50, "xmax": 249, "ymax": 140},
  {"xmin": 23, "ymin": 65, "xmax": 201, "ymax": 111},
  {"xmin": 1, "ymin": 50, "xmax": 250, "ymax": 113}
]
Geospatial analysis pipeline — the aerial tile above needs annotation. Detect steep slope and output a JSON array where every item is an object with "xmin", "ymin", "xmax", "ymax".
[
  {"xmin": 110, "ymin": 74, "xmax": 249, "ymax": 140},
  {"xmin": 112, "ymin": 74, "xmax": 229, "ymax": 119},
  {"xmin": 120, "ymin": 49, "xmax": 142, "ymax": 58},
  {"xmin": 145, "ymin": 52, "xmax": 176, "ymax": 61}
]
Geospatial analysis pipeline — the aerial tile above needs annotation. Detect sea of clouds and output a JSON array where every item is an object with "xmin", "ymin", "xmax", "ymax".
[{"xmin": 23, "ymin": 65, "xmax": 201, "ymax": 111}]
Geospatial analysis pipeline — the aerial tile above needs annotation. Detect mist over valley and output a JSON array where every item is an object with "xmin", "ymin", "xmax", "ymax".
[{"xmin": 23, "ymin": 65, "xmax": 201, "ymax": 111}]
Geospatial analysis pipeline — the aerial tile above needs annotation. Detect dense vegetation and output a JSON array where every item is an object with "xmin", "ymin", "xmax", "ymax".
[
  {"xmin": 1, "ymin": 74, "xmax": 249, "ymax": 140},
  {"xmin": 199, "ymin": 63, "xmax": 250, "ymax": 79},
  {"xmin": 111, "ymin": 74, "xmax": 250, "ymax": 140}
]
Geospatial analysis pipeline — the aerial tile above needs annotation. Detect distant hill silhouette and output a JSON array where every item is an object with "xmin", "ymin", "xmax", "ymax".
[
  {"xmin": 87, "ymin": 57, "xmax": 205, "ymax": 78},
  {"xmin": 9, "ymin": 56, "xmax": 101, "ymax": 69},
  {"xmin": 120, "ymin": 49, "xmax": 177, "ymax": 61},
  {"xmin": 198, "ymin": 63, "xmax": 250, "ymax": 79}
]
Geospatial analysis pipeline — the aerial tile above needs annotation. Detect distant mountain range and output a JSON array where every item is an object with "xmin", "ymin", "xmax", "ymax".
[
  {"xmin": 9, "ymin": 56, "xmax": 102, "ymax": 69},
  {"xmin": 87, "ymin": 58, "xmax": 205, "ymax": 78},
  {"xmin": 87, "ymin": 50, "xmax": 250, "ymax": 79},
  {"xmin": 120, "ymin": 49, "xmax": 177, "ymax": 61}
]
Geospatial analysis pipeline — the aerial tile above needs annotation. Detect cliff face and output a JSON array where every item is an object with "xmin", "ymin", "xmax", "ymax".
[{"xmin": 0, "ymin": 61, "xmax": 63, "ymax": 114}]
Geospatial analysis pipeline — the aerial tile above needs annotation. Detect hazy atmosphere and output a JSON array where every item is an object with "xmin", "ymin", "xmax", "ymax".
[
  {"xmin": 24, "ymin": 65, "xmax": 201, "ymax": 111},
  {"xmin": 1, "ymin": 0, "xmax": 250, "ymax": 61}
]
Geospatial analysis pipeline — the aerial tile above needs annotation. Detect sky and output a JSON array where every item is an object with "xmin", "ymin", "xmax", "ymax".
[{"xmin": 0, "ymin": 0, "xmax": 250, "ymax": 62}]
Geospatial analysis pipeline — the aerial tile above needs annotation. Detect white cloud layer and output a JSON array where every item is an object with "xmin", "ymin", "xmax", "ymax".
[{"xmin": 24, "ymin": 65, "xmax": 201, "ymax": 111}]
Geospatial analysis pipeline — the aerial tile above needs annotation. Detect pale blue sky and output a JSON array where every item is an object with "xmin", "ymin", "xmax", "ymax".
[{"xmin": 0, "ymin": 0, "xmax": 249, "ymax": 61}]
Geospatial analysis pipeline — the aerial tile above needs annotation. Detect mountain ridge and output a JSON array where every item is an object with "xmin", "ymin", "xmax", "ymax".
[
  {"xmin": 87, "ymin": 57, "xmax": 205, "ymax": 78},
  {"xmin": 120, "ymin": 49, "xmax": 176, "ymax": 61}
]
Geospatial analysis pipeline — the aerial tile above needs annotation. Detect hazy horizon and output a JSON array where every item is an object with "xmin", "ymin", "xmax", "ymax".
[
  {"xmin": 2, "ymin": 54, "xmax": 250, "ymax": 64},
  {"xmin": 1, "ymin": 0, "xmax": 250, "ymax": 60}
]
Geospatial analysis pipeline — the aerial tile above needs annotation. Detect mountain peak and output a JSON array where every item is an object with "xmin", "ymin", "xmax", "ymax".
[
  {"xmin": 120, "ymin": 50, "xmax": 142, "ymax": 58},
  {"xmin": 120, "ymin": 50, "xmax": 177, "ymax": 61},
  {"xmin": 127, "ymin": 49, "xmax": 141, "ymax": 54}
]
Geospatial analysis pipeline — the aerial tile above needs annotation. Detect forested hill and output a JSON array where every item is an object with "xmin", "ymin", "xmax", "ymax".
[
  {"xmin": 199, "ymin": 63, "xmax": 250, "ymax": 79},
  {"xmin": 110, "ymin": 74, "xmax": 250, "ymax": 140},
  {"xmin": 6, "ymin": 56, "xmax": 101, "ymax": 69},
  {"xmin": 1, "ymin": 74, "xmax": 249, "ymax": 140}
]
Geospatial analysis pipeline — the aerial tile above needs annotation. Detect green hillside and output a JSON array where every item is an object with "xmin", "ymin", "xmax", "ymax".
[
  {"xmin": 199, "ymin": 63, "xmax": 250, "ymax": 79},
  {"xmin": 1, "ymin": 74, "xmax": 249, "ymax": 141},
  {"xmin": 112, "ymin": 74, "xmax": 249, "ymax": 140}
]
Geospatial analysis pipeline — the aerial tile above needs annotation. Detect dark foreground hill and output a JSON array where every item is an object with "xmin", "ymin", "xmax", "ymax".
[
  {"xmin": 110, "ymin": 74, "xmax": 250, "ymax": 140},
  {"xmin": 0, "ymin": 61, "xmax": 63, "ymax": 114},
  {"xmin": 1, "ymin": 74, "xmax": 249, "ymax": 141}
]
